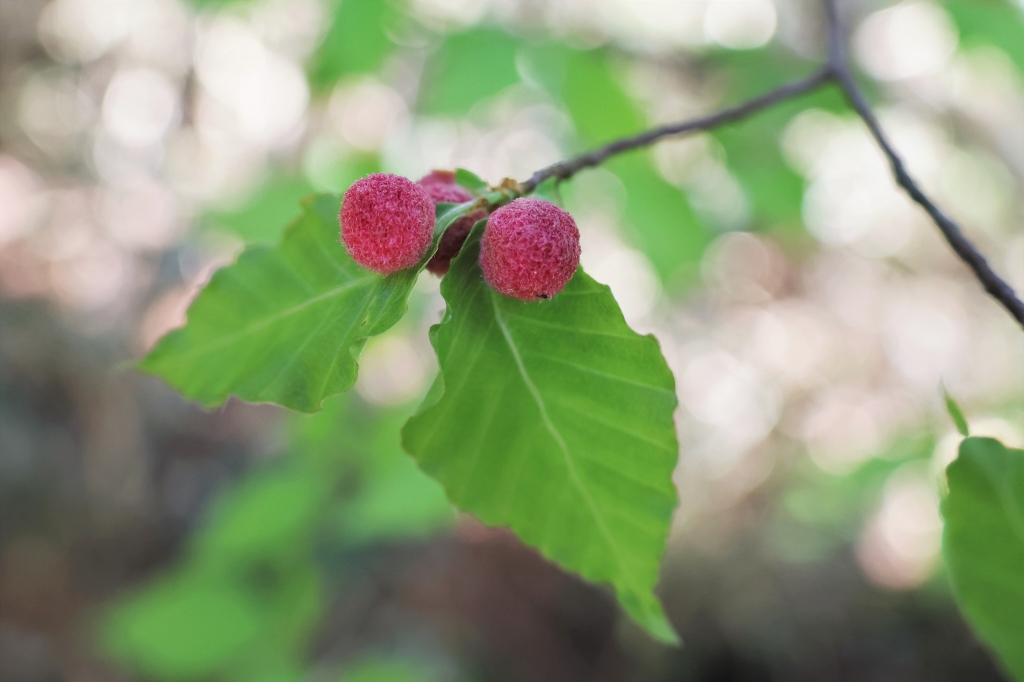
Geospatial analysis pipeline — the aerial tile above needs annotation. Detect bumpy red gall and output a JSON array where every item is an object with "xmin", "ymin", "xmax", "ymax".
[
  {"xmin": 340, "ymin": 173, "xmax": 435, "ymax": 275},
  {"xmin": 417, "ymin": 170, "xmax": 487, "ymax": 276},
  {"xmin": 480, "ymin": 198, "xmax": 580, "ymax": 301}
]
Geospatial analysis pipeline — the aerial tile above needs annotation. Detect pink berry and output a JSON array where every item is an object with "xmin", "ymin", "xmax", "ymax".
[
  {"xmin": 479, "ymin": 198, "xmax": 581, "ymax": 301},
  {"xmin": 340, "ymin": 173, "xmax": 436, "ymax": 275},
  {"xmin": 425, "ymin": 207, "xmax": 488, "ymax": 275},
  {"xmin": 417, "ymin": 170, "xmax": 485, "ymax": 276},
  {"xmin": 418, "ymin": 170, "xmax": 474, "ymax": 205}
]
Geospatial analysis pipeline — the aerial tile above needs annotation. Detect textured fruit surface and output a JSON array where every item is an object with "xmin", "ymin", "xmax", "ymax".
[
  {"xmin": 417, "ymin": 170, "xmax": 484, "ymax": 275},
  {"xmin": 340, "ymin": 173, "xmax": 435, "ymax": 275},
  {"xmin": 480, "ymin": 198, "xmax": 580, "ymax": 301},
  {"xmin": 425, "ymin": 208, "xmax": 488, "ymax": 275},
  {"xmin": 418, "ymin": 170, "xmax": 475, "ymax": 205}
]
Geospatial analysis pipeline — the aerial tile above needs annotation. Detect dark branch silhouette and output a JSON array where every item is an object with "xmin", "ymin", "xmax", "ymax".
[
  {"xmin": 823, "ymin": 0, "xmax": 1024, "ymax": 328},
  {"xmin": 520, "ymin": 67, "xmax": 833, "ymax": 192},
  {"xmin": 520, "ymin": 0, "xmax": 1024, "ymax": 330}
]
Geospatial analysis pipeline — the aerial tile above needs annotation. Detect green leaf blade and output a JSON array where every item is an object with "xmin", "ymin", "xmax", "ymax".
[
  {"xmin": 307, "ymin": 0, "xmax": 398, "ymax": 91},
  {"xmin": 943, "ymin": 436, "xmax": 1024, "ymax": 679},
  {"xmin": 139, "ymin": 194, "xmax": 419, "ymax": 413},
  {"xmin": 104, "ymin": 578, "xmax": 265, "ymax": 681},
  {"xmin": 944, "ymin": 389, "xmax": 970, "ymax": 437},
  {"xmin": 419, "ymin": 29, "xmax": 522, "ymax": 115},
  {"xmin": 454, "ymin": 167, "xmax": 488, "ymax": 192},
  {"xmin": 402, "ymin": 228, "xmax": 680, "ymax": 643}
]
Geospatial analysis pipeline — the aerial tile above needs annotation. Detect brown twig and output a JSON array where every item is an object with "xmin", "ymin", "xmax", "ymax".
[
  {"xmin": 519, "ymin": 4, "xmax": 1024, "ymax": 330},
  {"xmin": 520, "ymin": 66, "xmax": 834, "ymax": 192},
  {"xmin": 823, "ymin": 0, "xmax": 1024, "ymax": 328}
]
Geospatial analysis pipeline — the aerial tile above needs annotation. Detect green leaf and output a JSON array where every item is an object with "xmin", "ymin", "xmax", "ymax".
[
  {"xmin": 945, "ymin": 0, "xmax": 1024, "ymax": 74},
  {"xmin": 261, "ymin": 563, "xmax": 324, "ymax": 650},
  {"xmin": 339, "ymin": 658, "xmax": 424, "ymax": 682},
  {"xmin": 530, "ymin": 177, "xmax": 562, "ymax": 205},
  {"xmin": 140, "ymin": 194, "xmax": 425, "ymax": 412},
  {"xmin": 305, "ymin": 152, "xmax": 381, "ymax": 198},
  {"xmin": 609, "ymin": 155, "xmax": 711, "ymax": 289},
  {"xmin": 560, "ymin": 49, "xmax": 641, "ymax": 143},
  {"xmin": 336, "ymin": 408, "xmax": 454, "ymax": 543},
  {"xmin": 105, "ymin": 577, "xmax": 264, "ymax": 681},
  {"xmin": 197, "ymin": 468, "xmax": 330, "ymax": 560},
  {"xmin": 205, "ymin": 175, "xmax": 315, "ymax": 244},
  {"xmin": 285, "ymin": 396, "xmax": 453, "ymax": 543},
  {"xmin": 943, "ymin": 436, "xmax": 1024, "ymax": 680},
  {"xmin": 419, "ymin": 29, "xmax": 522, "ymax": 115},
  {"xmin": 434, "ymin": 200, "xmax": 480, "ymax": 237},
  {"xmin": 308, "ymin": 0, "xmax": 399, "ymax": 92},
  {"xmin": 454, "ymin": 168, "xmax": 488, "ymax": 192},
  {"xmin": 944, "ymin": 389, "xmax": 970, "ymax": 437},
  {"xmin": 706, "ymin": 48, "xmax": 845, "ymax": 230},
  {"xmin": 402, "ymin": 226, "xmax": 680, "ymax": 643}
]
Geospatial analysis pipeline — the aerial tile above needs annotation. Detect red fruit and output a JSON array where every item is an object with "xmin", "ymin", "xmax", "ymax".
[
  {"xmin": 340, "ymin": 173, "xmax": 435, "ymax": 275},
  {"xmin": 417, "ymin": 170, "xmax": 485, "ymax": 276},
  {"xmin": 425, "ymin": 207, "xmax": 488, "ymax": 275},
  {"xmin": 418, "ymin": 170, "xmax": 474, "ymax": 205},
  {"xmin": 479, "ymin": 198, "xmax": 581, "ymax": 301}
]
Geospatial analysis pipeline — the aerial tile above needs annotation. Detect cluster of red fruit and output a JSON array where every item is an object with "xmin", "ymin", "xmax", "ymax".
[{"xmin": 339, "ymin": 172, "xmax": 581, "ymax": 301}]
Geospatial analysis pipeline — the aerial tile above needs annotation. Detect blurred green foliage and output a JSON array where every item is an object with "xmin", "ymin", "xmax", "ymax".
[
  {"xmin": 419, "ymin": 29, "xmax": 523, "ymax": 115},
  {"xmin": 105, "ymin": 395, "xmax": 451, "ymax": 681},
  {"xmin": 105, "ymin": 576, "xmax": 268, "ymax": 680},
  {"xmin": 308, "ymin": 0, "xmax": 401, "ymax": 92},
  {"xmin": 205, "ymin": 175, "xmax": 315, "ymax": 244},
  {"xmin": 338, "ymin": 658, "xmax": 425, "ymax": 682},
  {"xmin": 778, "ymin": 432, "xmax": 937, "ymax": 562},
  {"xmin": 944, "ymin": 0, "xmax": 1024, "ymax": 72},
  {"xmin": 707, "ymin": 48, "xmax": 846, "ymax": 232}
]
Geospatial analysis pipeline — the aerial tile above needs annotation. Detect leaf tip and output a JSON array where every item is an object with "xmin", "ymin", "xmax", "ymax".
[{"xmin": 942, "ymin": 386, "xmax": 970, "ymax": 437}]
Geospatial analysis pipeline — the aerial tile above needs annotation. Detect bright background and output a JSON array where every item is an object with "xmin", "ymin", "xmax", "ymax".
[{"xmin": 1, "ymin": 0, "xmax": 1023, "ymax": 680}]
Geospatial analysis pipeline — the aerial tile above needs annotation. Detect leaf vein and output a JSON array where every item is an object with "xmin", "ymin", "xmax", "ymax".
[{"xmin": 491, "ymin": 293, "xmax": 640, "ymax": 596}]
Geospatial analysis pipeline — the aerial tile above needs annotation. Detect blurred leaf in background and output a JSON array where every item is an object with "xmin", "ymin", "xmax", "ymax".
[
  {"xmin": 204, "ymin": 161, "xmax": 382, "ymax": 246},
  {"xmin": 105, "ymin": 576, "xmax": 266, "ymax": 681},
  {"xmin": 105, "ymin": 391, "xmax": 452, "ymax": 681},
  {"xmin": 944, "ymin": 0, "xmax": 1024, "ymax": 73},
  {"xmin": 418, "ymin": 28, "xmax": 523, "ymax": 116},
  {"xmin": 196, "ymin": 467, "xmax": 329, "ymax": 563},
  {"xmin": 338, "ymin": 658, "xmax": 425, "ymax": 682},
  {"xmin": 205, "ymin": 175, "xmax": 315, "ymax": 244},
  {"xmin": 707, "ymin": 48, "xmax": 845, "ymax": 233},
  {"xmin": 308, "ymin": 0, "xmax": 402, "ymax": 92},
  {"xmin": 776, "ymin": 433, "xmax": 937, "ymax": 562}
]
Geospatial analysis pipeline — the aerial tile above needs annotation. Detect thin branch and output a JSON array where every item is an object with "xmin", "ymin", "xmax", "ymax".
[
  {"xmin": 520, "ymin": 67, "xmax": 833, "ymax": 192},
  {"xmin": 824, "ymin": 0, "xmax": 1024, "ymax": 328}
]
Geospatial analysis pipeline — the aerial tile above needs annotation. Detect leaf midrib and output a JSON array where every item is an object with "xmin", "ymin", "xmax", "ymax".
[
  {"xmin": 155, "ymin": 277, "xmax": 376, "ymax": 362},
  {"xmin": 490, "ymin": 292, "xmax": 640, "ymax": 595}
]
